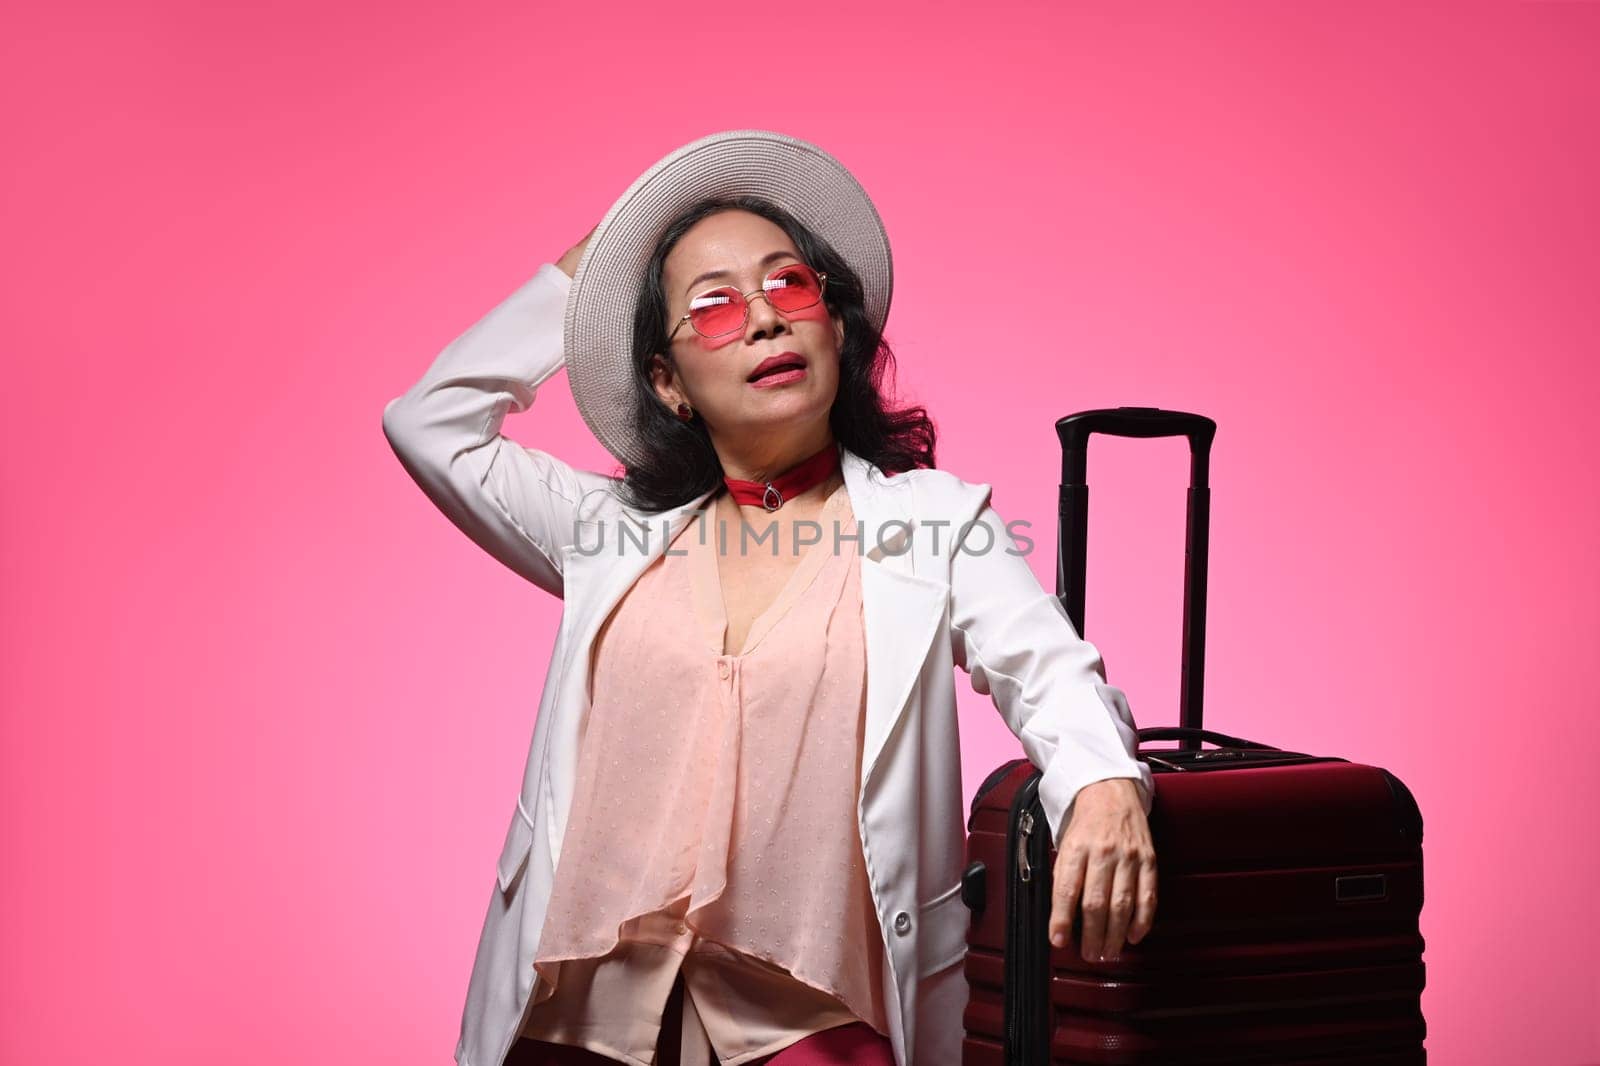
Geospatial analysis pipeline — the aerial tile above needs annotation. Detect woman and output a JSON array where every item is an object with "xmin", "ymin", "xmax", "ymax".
[{"xmin": 382, "ymin": 130, "xmax": 1158, "ymax": 1066}]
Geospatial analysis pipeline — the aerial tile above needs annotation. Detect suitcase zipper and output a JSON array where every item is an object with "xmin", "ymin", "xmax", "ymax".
[
  {"xmin": 1006, "ymin": 770, "xmax": 1050, "ymax": 1065},
  {"xmin": 1017, "ymin": 810, "xmax": 1035, "ymax": 882}
]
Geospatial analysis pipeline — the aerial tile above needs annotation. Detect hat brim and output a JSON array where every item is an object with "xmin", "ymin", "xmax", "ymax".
[{"xmin": 563, "ymin": 129, "xmax": 893, "ymax": 471}]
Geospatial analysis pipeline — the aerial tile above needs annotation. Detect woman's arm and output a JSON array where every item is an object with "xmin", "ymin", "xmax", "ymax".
[
  {"xmin": 947, "ymin": 497, "xmax": 1154, "ymax": 838},
  {"xmin": 947, "ymin": 493, "xmax": 1158, "ymax": 961},
  {"xmin": 380, "ymin": 230, "xmax": 613, "ymax": 598}
]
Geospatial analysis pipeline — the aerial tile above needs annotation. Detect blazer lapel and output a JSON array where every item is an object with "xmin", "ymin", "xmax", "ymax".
[
  {"xmin": 839, "ymin": 448, "xmax": 952, "ymax": 792},
  {"xmin": 559, "ymin": 486, "xmax": 716, "ymax": 706}
]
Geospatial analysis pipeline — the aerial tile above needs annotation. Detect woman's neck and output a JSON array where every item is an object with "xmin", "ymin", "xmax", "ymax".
[{"xmin": 713, "ymin": 432, "xmax": 837, "ymax": 485}]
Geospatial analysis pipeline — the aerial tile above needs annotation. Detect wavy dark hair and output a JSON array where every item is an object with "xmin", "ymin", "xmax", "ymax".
[{"xmin": 612, "ymin": 195, "xmax": 937, "ymax": 513}]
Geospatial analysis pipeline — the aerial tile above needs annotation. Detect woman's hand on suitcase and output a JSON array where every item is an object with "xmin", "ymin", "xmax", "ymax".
[{"xmin": 1050, "ymin": 778, "xmax": 1157, "ymax": 963}]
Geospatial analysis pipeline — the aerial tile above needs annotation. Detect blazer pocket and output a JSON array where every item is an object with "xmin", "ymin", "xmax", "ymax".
[
  {"xmin": 916, "ymin": 880, "xmax": 971, "ymax": 978},
  {"xmin": 495, "ymin": 799, "xmax": 537, "ymax": 895}
]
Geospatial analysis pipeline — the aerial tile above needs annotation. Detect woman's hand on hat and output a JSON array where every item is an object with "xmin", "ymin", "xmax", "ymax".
[
  {"xmin": 556, "ymin": 224, "xmax": 599, "ymax": 279},
  {"xmin": 1048, "ymin": 777, "xmax": 1158, "ymax": 964}
]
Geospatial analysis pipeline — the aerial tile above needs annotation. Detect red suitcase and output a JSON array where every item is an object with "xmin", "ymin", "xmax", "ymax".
[{"xmin": 960, "ymin": 408, "xmax": 1427, "ymax": 1064}]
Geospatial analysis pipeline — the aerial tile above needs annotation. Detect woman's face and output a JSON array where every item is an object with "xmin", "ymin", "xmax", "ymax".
[{"xmin": 651, "ymin": 210, "xmax": 845, "ymax": 452}]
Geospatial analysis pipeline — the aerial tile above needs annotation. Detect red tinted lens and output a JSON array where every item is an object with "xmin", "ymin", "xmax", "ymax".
[
  {"xmin": 687, "ymin": 287, "xmax": 745, "ymax": 336},
  {"xmin": 764, "ymin": 264, "xmax": 822, "ymax": 311}
]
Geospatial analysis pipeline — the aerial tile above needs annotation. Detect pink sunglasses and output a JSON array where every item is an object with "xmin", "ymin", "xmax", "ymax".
[{"xmin": 668, "ymin": 262, "xmax": 829, "ymax": 341}]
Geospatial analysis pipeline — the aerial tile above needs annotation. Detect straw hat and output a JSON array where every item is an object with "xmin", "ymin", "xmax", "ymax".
[{"xmin": 562, "ymin": 129, "xmax": 894, "ymax": 469}]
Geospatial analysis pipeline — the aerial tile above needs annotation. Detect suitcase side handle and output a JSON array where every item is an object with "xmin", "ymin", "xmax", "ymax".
[
  {"xmin": 1136, "ymin": 726, "xmax": 1277, "ymax": 750},
  {"xmin": 1055, "ymin": 407, "xmax": 1218, "ymax": 752}
]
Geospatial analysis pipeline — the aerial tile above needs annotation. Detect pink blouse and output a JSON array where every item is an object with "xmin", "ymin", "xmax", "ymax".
[{"xmin": 517, "ymin": 481, "xmax": 891, "ymax": 1065}]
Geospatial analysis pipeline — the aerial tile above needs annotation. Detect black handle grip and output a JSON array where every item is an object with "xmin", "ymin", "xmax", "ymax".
[
  {"xmin": 1055, "ymin": 407, "xmax": 1218, "ymax": 752},
  {"xmin": 1057, "ymin": 407, "xmax": 1218, "ymax": 458}
]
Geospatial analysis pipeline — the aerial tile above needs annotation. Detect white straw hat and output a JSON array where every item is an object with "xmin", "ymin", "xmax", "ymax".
[{"xmin": 562, "ymin": 129, "xmax": 894, "ymax": 469}]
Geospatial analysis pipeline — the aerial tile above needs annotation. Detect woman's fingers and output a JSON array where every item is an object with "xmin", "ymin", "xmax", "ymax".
[
  {"xmin": 1048, "ymin": 846, "xmax": 1087, "ymax": 950},
  {"xmin": 1099, "ymin": 852, "xmax": 1140, "ymax": 959},
  {"xmin": 1047, "ymin": 779, "xmax": 1160, "ymax": 961},
  {"xmin": 1128, "ymin": 853, "xmax": 1159, "ymax": 945},
  {"xmin": 1051, "ymin": 847, "xmax": 1153, "ymax": 961},
  {"xmin": 1076, "ymin": 845, "xmax": 1113, "ymax": 962}
]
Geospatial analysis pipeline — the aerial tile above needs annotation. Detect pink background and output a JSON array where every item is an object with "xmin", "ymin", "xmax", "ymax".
[{"xmin": 4, "ymin": 2, "xmax": 1596, "ymax": 1063}]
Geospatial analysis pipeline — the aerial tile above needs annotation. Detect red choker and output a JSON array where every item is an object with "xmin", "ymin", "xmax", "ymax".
[{"xmin": 723, "ymin": 443, "xmax": 841, "ymax": 512}]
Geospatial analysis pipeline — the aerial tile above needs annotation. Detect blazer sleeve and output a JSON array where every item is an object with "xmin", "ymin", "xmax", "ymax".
[
  {"xmin": 380, "ymin": 263, "xmax": 620, "ymax": 599},
  {"xmin": 947, "ymin": 492, "xmax": 1155, "ymax": 849}
]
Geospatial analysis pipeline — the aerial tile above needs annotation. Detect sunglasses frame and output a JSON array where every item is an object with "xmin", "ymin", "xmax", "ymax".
[{"xmin": 667, "ymin": 262, "xmax": 829, "ymax": 341}]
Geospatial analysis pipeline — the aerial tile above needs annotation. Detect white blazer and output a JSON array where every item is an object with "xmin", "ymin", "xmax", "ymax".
[{"xmin": 382, "ymin": 263, "xmax": 1154, "ymax": 1066}]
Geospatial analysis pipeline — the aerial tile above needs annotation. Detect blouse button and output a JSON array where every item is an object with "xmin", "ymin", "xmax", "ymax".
[
  {"xmin": 717, "ymin": 661, "xmax": 729, "ymax": 679},
  {"xmin": 894, "ymin": 911, "xmax": 912, "ymax": 935}
]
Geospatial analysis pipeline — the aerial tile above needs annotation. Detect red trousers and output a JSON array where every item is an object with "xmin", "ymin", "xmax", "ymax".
[{"xmin": 503, "ymin": 968, "xmax": 897, "ymax": 1066}]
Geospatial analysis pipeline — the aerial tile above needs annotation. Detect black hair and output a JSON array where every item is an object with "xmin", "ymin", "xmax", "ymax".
[{"xmin": 611, "ymin": 194, "xmax": 937, "ymax": 513}]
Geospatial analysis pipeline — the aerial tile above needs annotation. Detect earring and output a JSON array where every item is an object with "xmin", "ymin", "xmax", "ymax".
[{"xmin": 675, "ymin": 402, "xmax": 694, "ymax": 422}]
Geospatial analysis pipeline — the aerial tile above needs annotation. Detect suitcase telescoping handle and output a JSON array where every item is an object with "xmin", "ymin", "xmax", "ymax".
[{"xmin": 1055, "ymin": 407, "xmax": 1217, "ymax": 753}]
